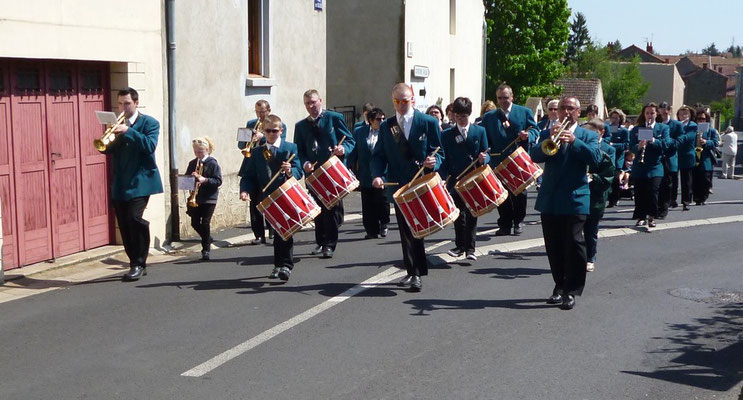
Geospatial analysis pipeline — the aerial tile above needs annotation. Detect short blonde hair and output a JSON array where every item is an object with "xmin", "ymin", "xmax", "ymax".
[{"xmin": 192, "ymin": 136, "xmax": 215, "ymax": 154}]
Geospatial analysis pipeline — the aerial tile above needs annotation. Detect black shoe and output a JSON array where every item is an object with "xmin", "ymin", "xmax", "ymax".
[
  {"xmin": 380, "ymin": 228, "xmax": 388, "ymax": 238},
  {"xmin": 268, "ymin": 230, "xmax": 274, "ymax": 240},
  {"xmin": 495, "ymin": 228, "xmax": 511, "ymax": 236},
  {"xmin": 311, "ymin": 245, "xmax": 324, "ymax": 255},
  {"xmin": 269, "ymin": 267, "xmax": 280, "ymax": 279},
  {"xmin": 278, "ymin": 267, "xmax": 291, "ymax": 281},
  {"xmin": 648, "ymin": 218, "xmax": 656, "ymax": 228},
  {"xmin": 122, "ymin": 265, "xmax": 146, "ymax": 282},
  {"xmin": 201, "ymin": 251, "xmax": 210, "ymax": 261},
  {"xmin": 322, "ymin": 247, "xmax": 334, "ymax": 259},
  {"xmin": 695, "ymin": 202, "xmax": 702, "ymax": 206},
  {"xmin": 250, "ymin": 238, "xmax": 264, "ymax": 245},
  {"xmin": 547, "ymin": 294, "xmax": 563, "ymax": 304},
  {"xmin": 560, "ymin": 294, "xmax": 575, "ymax": 310},
  {"xmin": 606, "ymin": 202, "xmax": 616, "ymax": 208},
  {"xmin": 466, "ymin": 251, "xmax": 477, "ymax": 261},
  {"xmin": 447, "ymin": 247, "xmax": 465, "ymax": 257},
  {"xmin": 682, "ymin": 204, "xmax": 690, "ymax": 211},
  {"xmin": 364, "ymin": 233, "xmax": 379, "ymax": 239},
  {"xmin": 513, "ymin": 225, "xmax": 524, "ymax": 235},
  {"xmin": 670, "ymin": 201, "xmax": 678, "ymax": 208},
  {"xmin": 398, "ymin": 274, "xmax": 413, "ymax": 287},
  {"xmin": 409, "ymin": 276, "xmax": 422, "ymax": 292}
]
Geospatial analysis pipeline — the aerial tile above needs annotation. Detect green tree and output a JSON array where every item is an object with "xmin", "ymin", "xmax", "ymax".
[
  {"xmin": 566, "ymin": 41, "xmax": 609, "ymax": 77},
  {"xmin": 595, "ymin": 56, "xmax": 649, "ymax": 115},
  {"xmin": 483, "ymin": 0, "xmax": 571, "ymax": 102},
  {"xmin": 726, "ymin": 44, "xmax": 742, "ymax": 58},
  {"xmin": 702, "ymin": 42, "xmax": 720, "ymax": 56},
  {"xmin": 565, "ymin": 12, "xmax": 591, "ymax": 65},
  {"xmin": 710, "ymin": 97, "xmax": 735, "ymax": 127}
]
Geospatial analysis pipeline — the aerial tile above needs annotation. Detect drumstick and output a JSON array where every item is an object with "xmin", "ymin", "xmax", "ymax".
[
  {"xmin": 381, "ymin": 182, "xmax": 399, "ymax": 186},
  {"xmin": 455, "ymin": 147, "xmax": 491, "ymax": 181},
  {"xmin": 263, "ymin": 154, "xmax": 296, "ymax": 193},
  {"xmin": 411, "ymin": 146, "xmax": 440, "ymax": 182}
]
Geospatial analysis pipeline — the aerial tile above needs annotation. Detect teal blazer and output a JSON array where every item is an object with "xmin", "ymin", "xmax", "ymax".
[
  {"xmin": 530, "ymin": 125, "xmax": 601, "ymax": 215},
  {"xmin": 675, "ymin": 121, "xmax": 699, "ymax": 169},
  {"xmin": 588, "ymin": 148, "xmax": 616, "ymax": 218},
  {"xmin": 608, "ymin": 125, "xmax": 630, "ymax": 169},
  {"xmin": 294, "ymin": 110, "xmax": 354, "ymax": 168},
  {"xmin": 347, "ymin": 124, "xmax": 383, "ymax": 188},
  {"xmin": 371, "ymin": 110, "xmax": 443, "ymax": 199},
  {"xmin": 661, "ymin": 119, "xmax": 684, "ymax": 172},
  {"xmin": 238, "ymin": 140, "xmax": 303, "ymax": 199},
  {"xmin": 629, "ymin": 123, "xmax": 671, "ymax": 179},
  {"xmin": 237, "ymin": 118, "xmax": 287, "ymax": 150},
  {"xmin": 676, "ymin": 125, "xmax": 719, "ymax": 171},
  {"xmin": 104, "ymin": 113, "xmax": 164, "ymax": 201},
  {"xmin": 439, "ymin": 124, "xmax": 490, "ymax": 192},
  {"xmin": 481, "ymin": 104, "xmax": 540, "ymax": 167}
]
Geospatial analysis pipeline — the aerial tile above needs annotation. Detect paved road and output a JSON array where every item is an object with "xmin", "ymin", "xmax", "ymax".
[{"xmin": 1, "ymin": 178, "xmax": 743, "ymax": 399}]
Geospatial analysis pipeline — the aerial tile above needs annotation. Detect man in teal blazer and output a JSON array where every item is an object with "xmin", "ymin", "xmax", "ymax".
[
  {"xmin": 674, "ymin": 106, "xmax": 698, "ymax": 210},
  {"xmin": 606, "ymin": 109, "xmax": 631, "ymax": 207},
  {"xmin": 439, "ymin": 97, "xmax": 489, "ymax": 261},
  {"xmin": 294, "ymin": 90, "xmax": 355, "ymax": 259},
  {"xmin": 530, "ymin": 96, "xmax": 601, "ymax": 310},
  {"xmin": 371, "ymin": 83, "xmax": 443, "ymax": 292},
  {"xmin": 239, "ymin": 115, "xmax": 303, "ymax": 281},
  {"xmin": 347, "ymin": 107, "xmax": 390, "ymax": 239},
  {"xmin": 481, "ymin": 84, "xmax": 540, "ymax": 236},
  {"xmin": 657, "ymin": 102, "xmax": 684, "ymax": 217},
  {"xmin": 104, "ymin": 87, "xmax": 163, "ymax": 282}
]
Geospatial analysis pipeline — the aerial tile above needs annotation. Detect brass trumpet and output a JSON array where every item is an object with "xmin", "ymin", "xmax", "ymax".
[
  {"xmin": 541, "ymin": 118, "xmax": 572, "ymax": 156},
  {"xmin": 694, "ymin": 128, "xmax": 704, "ymax": 167},
  {"xmin": 93, "ymin": 112, "xmax": 127, "ymax": 152},
  {"xmin": 187, "ymin": 160, "xmax": 204, "ymax": 208},
  {"xmin": 241, "ymin": 119, "xmax": 264, "ymax": 158}
]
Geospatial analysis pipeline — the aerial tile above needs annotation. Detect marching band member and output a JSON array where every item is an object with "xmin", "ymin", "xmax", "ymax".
[
  {"xmin": 426, "ymin": 105, "xmax": 446, "ymax": 130},
  {"xmin": 295, "ymin": 89, "xmax": 355, "ymax": 259},
  {"xmin": 372, "ymin": 83, "xmax": 443, "ymax": 292},
  {"xmin": 585, "ymin": 104, "xmax": 611, "ymax": 136},
  {"xmin": 239, "ymin": 100, "xmax": 287, "ymax": 245},
  {"xmin": 105, "ymin": 87, "xmax": 164, "ymax": 282},
  {"xmin": 347, "ymin": 107, "xmax": 390, "ymax": 239},
  {"xmin": 185, "ymin": 137, "xmax": 222, "ymax": 260},
  {"xmin": 538, "ymin": 100, "xmax": 560, "ymax": 131},
  {"xmin": 690, "ymin": 109, "xmax": 719, "ymax": 205},
  {"xmin": 674, "ymin": 105, "xmax": 697, "ymax": 210},
  {"xmin": 354, "ymin": 102, "xmax": 375, "ymax": 130},
  {"xmin": 606, "ymin": 109, "xmax": 631, "ymax": 208},
  {"xmin": 531, "ymin": 96, "xmax": 601, "ymax": 310},
  {"xmin": 474, "ymin": 100, "xmax": 496, "ymax": 126},
  {"xmin": 656, "ymin": 102, "xmax": 684, "ymax": 218},
  {"xmin": 629, "ymin": 103, "xmax": 671, "ymax": 228},
  {"xmin": 440, "ymin": 97, "xmax": 489, "ymax": 261},
  {"xmin": 482, "ymin": 84, "xmax": 540, "ymax": 236},
  {"xmin": 239, "ymin": 115, "xmax": 303, "ymax": 281},
  {"xmin": 582, "ymin": 119, "xmax": 615, "ymax": 273}
]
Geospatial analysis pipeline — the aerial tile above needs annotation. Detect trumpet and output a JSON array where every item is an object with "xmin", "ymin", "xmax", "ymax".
[
  {"xmin": 541, "ymin": 118, "xmax": 572, "ymax": 156},
  {"xmin": 187, "ymin": 160, "xmax": 204, "ymax": 208},
  {"xmin": 241, "ymin": 119, "xmax": 264, "ymax": 158},
  {"xmin": 93, "ymin": 112, "xmax": 127, "ymax": 152},
  {"xmin": 694, "ymin": 129, "xmax": 704, "ymax": 167}
]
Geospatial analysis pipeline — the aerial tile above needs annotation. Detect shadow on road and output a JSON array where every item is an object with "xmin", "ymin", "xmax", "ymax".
[
  {"xmin": 403, "ymin": 297, "xmax": 556, "ymax": 315},
  {"xmin": 469, "ymin": 266, "xmax": 550, "ymax": 279},
  {"xmin": 622, "ymin": 302, "xmax": 743, "ymax": 393}
]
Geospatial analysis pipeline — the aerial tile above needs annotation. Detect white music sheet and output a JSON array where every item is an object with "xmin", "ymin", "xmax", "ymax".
[
  {"xmin": 637, "ymin": 128, "xmax": 653, "ymax": 141},
  {"xmin": 237, "ymin": 128, "xmax": 252, "ymax": 142},
  {"xmin": 95, "ymin": 111, "xmax": 118, "ymax": 125},
  {"xmin": 177, "ymin": 175, "xmax": 196, "ymax": 191}
]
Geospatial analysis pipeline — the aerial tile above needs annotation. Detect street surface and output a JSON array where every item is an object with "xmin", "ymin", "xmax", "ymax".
[{"xmin": 1, "ymin": 178, "xmax": 743, "ymax": 399}]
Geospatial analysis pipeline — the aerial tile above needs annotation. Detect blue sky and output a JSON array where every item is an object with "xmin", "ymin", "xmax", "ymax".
[{"xmin": 566, "ymin": 0, "xmax": 743, "ymax": 55}]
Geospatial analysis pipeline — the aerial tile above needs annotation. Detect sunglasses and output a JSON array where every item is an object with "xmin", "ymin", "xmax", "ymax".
[
  {"xmin": 393, "ymin": 98, "xmax": 412, "ymax": 105},
  {"xmin": 264, "ymin": 128, "xmax": 281, "ymax": 133},
  {"xmin": 374, "ymin": 117, "xmax": 385, "ymax": 121}
]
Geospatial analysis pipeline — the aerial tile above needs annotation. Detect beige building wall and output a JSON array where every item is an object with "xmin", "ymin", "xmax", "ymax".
[
  {"xmin": 637, "ymin": 63, "xmax": 685, "ymax": 110},
  {"xmin": 173, "ymin": 0, "xmax": 327, "ymax": 238},
  {"xmin": 0, "ymin": 0, "xmax": 168, "ymax": 249},
  {"xmin": 404, "ymin": 0, "xmax": 485, "ymax": 121}
]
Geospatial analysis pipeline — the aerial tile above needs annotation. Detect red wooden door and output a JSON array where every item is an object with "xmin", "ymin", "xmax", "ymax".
[
  {"xmin": 0, "ymin": 60, "xmax": 19, "ymax": 269},
  {"xmin": 77, "ymin": 63, "xmax": 112, "ymax": 249},
  {"xmin": 46, "ymin": 63, "xmax": 84, "ymax": 257},
  {"xmin": 10, "ymin": 62, "xmax": 53, "ymax": 265}
]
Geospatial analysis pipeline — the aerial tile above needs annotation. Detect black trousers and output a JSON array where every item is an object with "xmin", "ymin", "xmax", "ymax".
[
  {"xmin": 360, "ymin": 187, "xmax": 390, "ymax": 236},
  {"xmin": 497, "ymin": 188, "xmax": 527, "ymax": 230},
  {"xmin": 274, "ymin": 235, "xmax": 294, "ymax": 269},
  {"xmin": 113, "ymin": 196, "xmax": 150, "ymax": 267},
  {"xmin": 249, "ymin": 187, "xmax": 272, "ymax": 239},
  {"xmin": 310, "ymin": 191, "xmax": 343, "ymax": 250},
  {"xmin": 394, "ymin": 204, "xmax": 428, "ymax": 276},
  {"xmin": 453, "ymin": 193, "xmax": 477, "ymax": 252},
  {"xmin": 633, "ymin": 176, "xmax": 662, "ymax": 220},
  {"xmin": 658, "ymin": 170, "xmax": 678, "ymax": 217},
  {"xmin": 692, "ymin": 167, "xmax": 713, "ymax": 204},
  {"xmin": 680, "ymin": 168, "xmax": 693, "ymax": 206},
  {"xmin": 608, "ymin": 170, "xmax": 622, "ymax": 205},
  {"xmin": 189, "ymin": 203, "xmax": 216, "ymax": 252},
  {"xmin": 541, "ymin": 214, "xmax": 587, "ymax": 296}
]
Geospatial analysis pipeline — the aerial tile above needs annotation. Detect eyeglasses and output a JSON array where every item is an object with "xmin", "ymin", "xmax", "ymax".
[
  {"xmin": 264, "ymin": 128, "xmax": 281, "ymax": 133},
  {"xmin": 548, "ymin": 108, "xmax": 558, "ymax": 111},
  {"xmin": 560, "ymin": 106, "xmax": 578, "ymax": 111},
  {"xmin": 393, "ymin": 98, "xmax": 412, "ymax": 105},
  {"xmin": 374, "ymin": 117, "xmax": 385, "ymax": 121},
  {"xmin": 497, "ymin": 96, "xmax": 510, "ymax": 100}
]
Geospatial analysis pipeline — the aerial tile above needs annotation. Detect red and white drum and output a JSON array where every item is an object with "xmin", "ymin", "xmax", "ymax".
[
  {"xmin": 306, "ymin": 155, "xmax": 360, "ymax": 209},
  {"xmin": 494, "ymin": 147, "xmax": 543, "ymax": 195},
  {"xmin": 455, "ymin": 165, "xmax": 508, "ymax": 217},
  {"xmin": 258, "ymin": 177, "xmax": 321, "ymax": 241},
  {"xmin": 393, "ymin": 172, "xmax": 460, "ymax": 239}
]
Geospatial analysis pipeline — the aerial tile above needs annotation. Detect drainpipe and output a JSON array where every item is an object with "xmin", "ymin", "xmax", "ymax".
[{"xmin": 166, "ymin": 0, "xmax": 179, "ymax": 241}]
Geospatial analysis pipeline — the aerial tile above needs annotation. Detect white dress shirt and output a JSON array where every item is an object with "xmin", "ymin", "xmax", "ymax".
[
  {"xmin": 367, "ymin": 128, "xmax": 379, "ymax": 150},
  {"xmin": 127, "ymin": 110, "xmax": 139, "ymax": 126},
  {"xmin": 458, "ymin": 123, "xmax": 470, "ymax": 140},
  {"xmin": 396, "ymin": 108, "xmax": 415, "ymax": 140}
]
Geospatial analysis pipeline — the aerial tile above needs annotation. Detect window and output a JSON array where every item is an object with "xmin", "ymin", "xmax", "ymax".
[
  {"xmin": 248, "ymin": 0, "xmax": 267, "ymax": 77},
  {"xmin": 49, "ymin": 68, "xmax": 73, "ymax": 93}
]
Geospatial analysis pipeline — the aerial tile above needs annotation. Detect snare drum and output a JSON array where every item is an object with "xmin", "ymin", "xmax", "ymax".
[
  {"xmin": 494, "ymin": 147, "xmax": 543, "ymax": 195},
  {"xmin": 306, "ymin": 155, "xmax": 360, "ymax": 209},
  {"xmin": 257, "ymin": 177, "xmax": 321, "ymax": 241},
  {"xmin": 454, "ymin": 165, "xmax": 508, "ymax": 217},
  {"xmin": 393, "ymin": 172, "xmax": 459, "ymax": 239}
]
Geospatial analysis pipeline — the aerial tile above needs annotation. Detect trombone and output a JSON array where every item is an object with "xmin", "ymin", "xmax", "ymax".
[
  {"xmin": 540, "ymin": 118, "xmax": 572, "ymax": 156},
  {"xmin": 241, "ymin": 119, "xmax": 264, "ymax": 158},
  {"xmin": 93, "ymin": 112, "xmax": 127, "ymax": 152}
]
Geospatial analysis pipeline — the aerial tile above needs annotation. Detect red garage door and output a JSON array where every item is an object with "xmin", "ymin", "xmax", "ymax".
[{"xmin": 0, "ymin": 58, "xmax": 113, "ymax": 270}]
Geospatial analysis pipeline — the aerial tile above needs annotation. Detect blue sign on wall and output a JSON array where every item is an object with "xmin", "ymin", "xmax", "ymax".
[{"xmin": 314, "ymin": 0, "xmax": 322, "ymax": 11}]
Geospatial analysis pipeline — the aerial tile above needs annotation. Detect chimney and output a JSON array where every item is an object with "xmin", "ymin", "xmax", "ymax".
[{"xmin": 646, "ymin": 41, "xmax": 654, "ymax": 54}]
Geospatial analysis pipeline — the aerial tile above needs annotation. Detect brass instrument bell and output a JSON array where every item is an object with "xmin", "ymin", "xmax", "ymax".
[{"xmin": 93, "ymin": 112, "xmax": 127, "ymax": 152}]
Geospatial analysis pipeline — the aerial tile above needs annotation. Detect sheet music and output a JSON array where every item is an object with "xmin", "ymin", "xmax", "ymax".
[
  {"xmin": 697, "ymin": 122, "xmax": 710, "ymax": 132},
  {"xmin": 177, "ymin": 175, "xmax": 196, "ymax": 191},
  {"xmin": 95, "ymin": 111, "xmax": 118, "ymax": 125},
  {"xmin": 237, "ymin": 128, "xmax": 252, "ymax": 142},
  {"xmin": 637, "ymin": 128, "xmax": 653, "ymax": 141}
]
